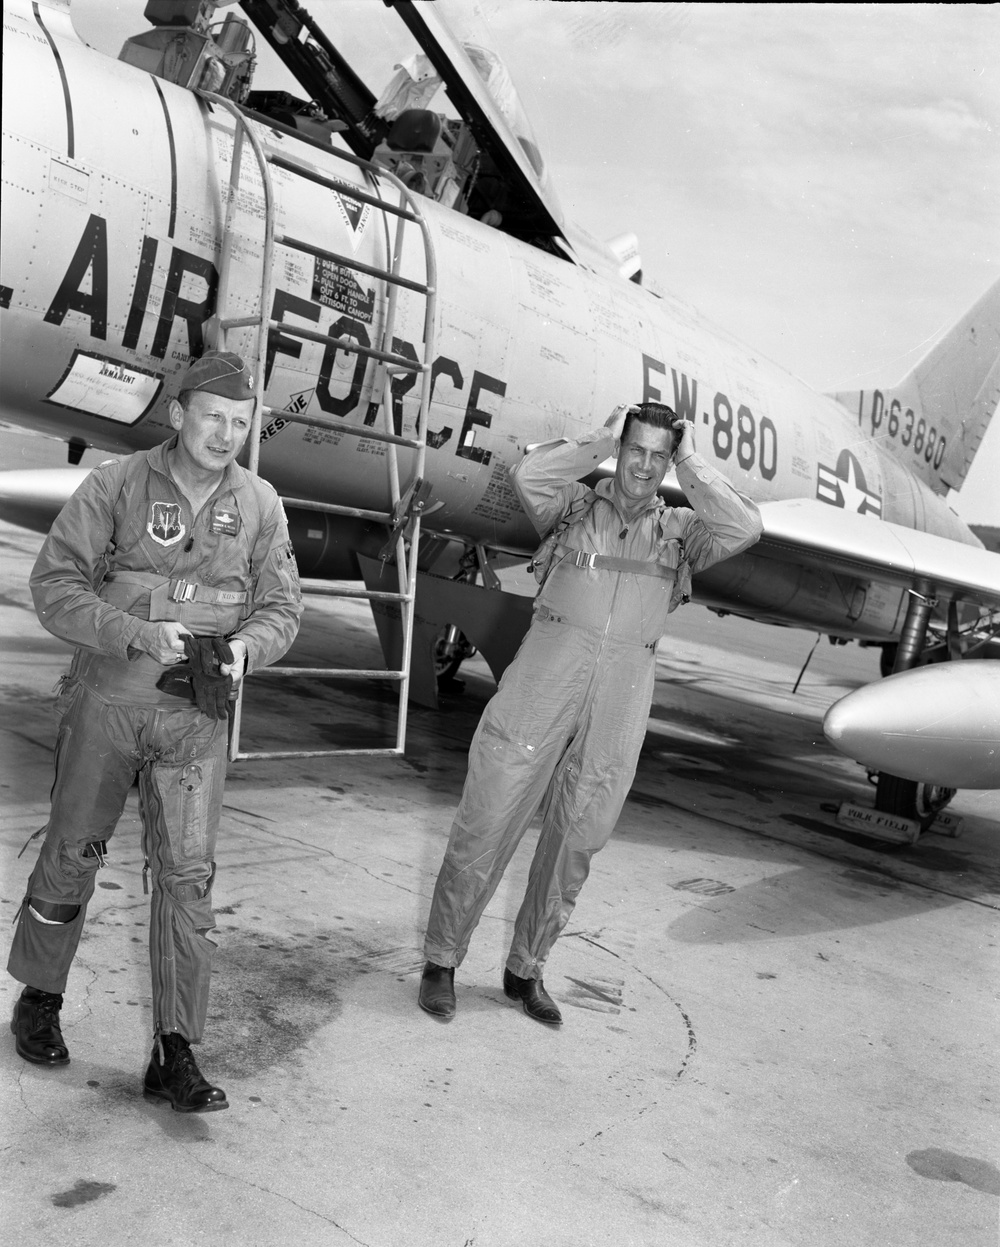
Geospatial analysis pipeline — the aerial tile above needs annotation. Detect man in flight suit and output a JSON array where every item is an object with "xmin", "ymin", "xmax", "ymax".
[
  {"xmin": 419, "ymin": 402, "xmax": 762, "ymax": 1024},
  {"xmin": 8, "ymin": 351, "xmax": 302, "ymax": 1111}
]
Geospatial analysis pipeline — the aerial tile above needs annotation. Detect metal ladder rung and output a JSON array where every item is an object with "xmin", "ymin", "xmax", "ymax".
[
  {"xmin": 266, "ymin": 408, "xmax": 420, "ymax": 450},
  {"xmin": 267, "ymin": 319, "xmax": 427, "ymax": 372},
  {"xmin": 280, "ymin": 496, "xmax": 392, "ymax": 523},
  {"xmin": 299, "ymin": 583, "xmax": 410, "ymax": 603},
  {"xmin": 239, "ymin": 747, "xmax": 403, "ymax": 760},
  {"xmin": 217, "ymin": 314, "xmax": 263, "ymax": 331},
  {"xmin": 274, "ymin": 235, "xmax": 430, "ymax": 296},
  {"xmin": 256, "ymin": 667, "xmax": 405, "ymax": 679},
  {"xmin": 267, "ymin": 153, "xmax": 420, "ymax": 223}
]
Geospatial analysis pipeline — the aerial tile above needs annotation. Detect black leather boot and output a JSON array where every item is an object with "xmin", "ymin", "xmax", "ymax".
[
  {"xmin": 11, "ymin": 986, "xmax": 70, "ymax": 1065},
  {"xmin": 418, "ymin": 961, "xmax": 456, "ymax": 1019},
  {"xmin": 503, "ymin": 968, "xmax": 562, "ymax": 1025},
  {"xmin": 144, "ymin": 1033, "xmax": 228, "ymax": 1113}
]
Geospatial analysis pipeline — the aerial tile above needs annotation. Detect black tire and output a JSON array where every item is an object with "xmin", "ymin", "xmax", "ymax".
[
  {"xmin": 434, "ymin": 627, "xmax": 475, "ymax": 684},
  {"xmin": 874, "ymin": 772, "xmax": 918, "ymax": 818}
]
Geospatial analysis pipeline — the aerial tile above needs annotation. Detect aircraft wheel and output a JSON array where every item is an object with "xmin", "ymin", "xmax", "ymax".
[
  {"xmin": 873, "ymin": 771, "xmax": 918, "ymax": 819},
  {"xmin": 873, "ymin": 774, "xmax": 957, "ymax": 830},
  {"xmin": 434, "ymin": 626, "xmax": 476, "ymax": 684},
  {"xmin": 916, "ymin": 783, "xmax": 956, "ymax": 832}
]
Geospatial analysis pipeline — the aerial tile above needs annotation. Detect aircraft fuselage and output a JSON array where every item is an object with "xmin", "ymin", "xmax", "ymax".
[{"xmin": 0, "ymin": 1, "xmax": 981, "ymax": 643}]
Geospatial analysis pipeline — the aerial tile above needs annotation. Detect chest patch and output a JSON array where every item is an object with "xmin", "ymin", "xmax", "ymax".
[
  {"xmin": 147, "ymin": 501, "xmax": 186, "ymax": 547},
  {"xmin": 210, "ymin": 504, "xmax": 241, "ymax": 536}
]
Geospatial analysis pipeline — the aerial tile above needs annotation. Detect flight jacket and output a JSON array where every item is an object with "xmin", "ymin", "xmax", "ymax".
[
  {"xmin": 511, "ymin": 427, "xmax": 763, "ymax": 647},
  {"xmin": 30, "ymin": 439, "xmax": 303, "ymax": 700}
]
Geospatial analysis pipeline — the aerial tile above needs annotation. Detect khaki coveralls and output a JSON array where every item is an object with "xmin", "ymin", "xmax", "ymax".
[
  {"xmin": 424, "ymin": 427, "xmax": 763, "ymax": 978},
  {"xmin": 8, "ymin": 439, "xmax": 302, "ymax": 1041}
]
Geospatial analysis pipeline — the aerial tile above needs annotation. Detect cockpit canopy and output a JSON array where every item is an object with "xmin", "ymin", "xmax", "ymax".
[{"xmin": 120, "ymin": 0, "xmax": 568, "ymax": 254}]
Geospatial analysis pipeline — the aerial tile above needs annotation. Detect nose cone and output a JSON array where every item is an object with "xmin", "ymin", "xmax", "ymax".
[{"xmin": 823, "ymin": 662, "xmax": 1000, "ymax": 790}]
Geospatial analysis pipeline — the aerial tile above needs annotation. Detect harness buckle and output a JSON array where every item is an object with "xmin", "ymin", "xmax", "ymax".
[
  {"xmin": 169, "ymin": 580, "xmax": 198, "ymax": 603},
  {"xmin": 83, "ymin": 839, "xmax": 109, "ymax": 866},
  {"xmin": 571, "ymin": 550, "xmax": 598, "ymax": 570}
]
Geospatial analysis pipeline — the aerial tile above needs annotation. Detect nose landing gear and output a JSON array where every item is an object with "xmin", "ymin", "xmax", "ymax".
[
  {"xmin": 434, "ymin": 624, "xmax": 476, "ymax": 685},
  {"xmin": 874, "ymin": 585, "xmax": 960, "ymax": 828}
]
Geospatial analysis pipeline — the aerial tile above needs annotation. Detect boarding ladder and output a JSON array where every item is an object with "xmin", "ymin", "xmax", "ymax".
[{"xmin": 201, "ymin": 93, "xmax": 436, "ymax": 762}]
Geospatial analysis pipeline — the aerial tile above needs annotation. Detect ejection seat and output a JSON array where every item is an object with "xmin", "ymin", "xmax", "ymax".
[{"xmin": 372, "ymin": 109, "xmax": 461, "ymax": 205}]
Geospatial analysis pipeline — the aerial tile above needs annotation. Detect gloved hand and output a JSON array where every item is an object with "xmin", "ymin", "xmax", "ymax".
[
  {"xmin": 156, "ymin": 636, "xmax": 234, "ymax": 720},
  {"xmin": 184, "ymin": 635, "xmax": 235, "ymax": 720}
]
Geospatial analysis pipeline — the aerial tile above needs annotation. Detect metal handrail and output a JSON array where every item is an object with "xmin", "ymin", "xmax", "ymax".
[
  {"xmin": 199, "ymin": 93, "xmax": 437, "ymax": 760},
  {"xmin": 274, "ymin": 235, "xmax": 430, "ymax": 295}
]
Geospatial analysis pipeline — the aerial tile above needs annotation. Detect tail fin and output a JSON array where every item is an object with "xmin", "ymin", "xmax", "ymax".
[{"xmin": 829, "ymin": 279, "xmax": 1000, "ymax": 495}]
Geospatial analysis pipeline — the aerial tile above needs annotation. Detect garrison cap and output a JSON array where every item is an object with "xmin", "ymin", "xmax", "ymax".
[{"xmin": 179, "ymin": 351, "xmax": 255, "ymax": 400}]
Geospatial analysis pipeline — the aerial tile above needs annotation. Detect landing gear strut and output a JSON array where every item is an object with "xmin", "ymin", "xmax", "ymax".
[
  {"xmin": 874, "ymin": 582, "xmax": 936, "ymax": 819},
  {"xmin": 431, "ymin": 544, "xmax": 494, "ymax": 686}
]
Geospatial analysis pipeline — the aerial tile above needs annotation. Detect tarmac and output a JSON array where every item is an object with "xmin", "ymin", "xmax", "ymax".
[{"xmin": 1, "ymin": 509, "xmax": 998, "ymax": 1247}]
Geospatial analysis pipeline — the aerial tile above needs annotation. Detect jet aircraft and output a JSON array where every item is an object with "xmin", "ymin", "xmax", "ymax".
[{"xmin": 1, "ymin": 0, "xmax": 998, "ymax": 828}]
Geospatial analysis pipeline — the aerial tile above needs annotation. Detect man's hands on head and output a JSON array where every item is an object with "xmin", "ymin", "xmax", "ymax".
[
  {"xmin": 604, "ymin": 405, "xmax": 695, "ymax": 462},
  {"xmin": 604, "ymin": 404, "xmax": 639, "ymax": 442},
  {"xmin": 673, "ymin": 418, "xmax": 696, "ymax": 462}
]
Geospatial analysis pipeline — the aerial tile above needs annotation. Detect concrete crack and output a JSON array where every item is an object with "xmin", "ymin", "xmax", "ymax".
[
  {"xmin": 223, "ymin": 802, "xmax": 278, "ymax": 823},
  {"xmin": 241, "ymin": 827, "xmax": 426, "ymax": 900},
  {"xmin": 177, "ymin": 1148, "xmax": 374, "ymax": 1245}
]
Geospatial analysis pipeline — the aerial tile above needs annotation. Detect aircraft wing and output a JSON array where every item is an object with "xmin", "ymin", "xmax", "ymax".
[
  {"xmin": 754, "ymin": 499, "xmax": 1000, "ymax": 610},
  {"xmin": 390, "ymin": 0, "xmax": 566, "ymax": 243}
]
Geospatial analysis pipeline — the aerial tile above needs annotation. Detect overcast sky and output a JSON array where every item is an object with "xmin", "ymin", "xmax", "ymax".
[{"xmin": 74, "ymin": 1, "xmax": 999, "ymax": 523}]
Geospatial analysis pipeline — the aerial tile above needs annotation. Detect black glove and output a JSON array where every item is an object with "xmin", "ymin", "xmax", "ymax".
[
  {"xmin": 156, "ymin": 635, "xmax": 234, "ymax": 720},
  {"xmin": 185, "ymin": 635, "xmax": 235, "ymax": 720}
]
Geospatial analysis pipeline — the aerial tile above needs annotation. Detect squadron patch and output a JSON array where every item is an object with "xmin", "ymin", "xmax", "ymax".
[
  {"xmin": 148, "ymin": 501, "xmax": 186, "ymax": 547},
  {"xmin": 210, "ymin": 504, "xmax": 240, "ymax": 536}
]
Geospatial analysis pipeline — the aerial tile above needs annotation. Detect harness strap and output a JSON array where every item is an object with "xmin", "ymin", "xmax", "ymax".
[
  {"xmin": 105, "ymin": 570, "xmax": 248, "ymax": 606},
  {"xmin": 553, "ymin": 544, "xmax": 678, "ymax": 582}
]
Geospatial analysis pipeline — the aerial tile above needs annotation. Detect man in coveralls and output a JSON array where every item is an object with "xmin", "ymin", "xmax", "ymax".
[
  {"xmin": 419, "ymin": 402, "xmax": 762, "ymax": 1024},
  {"xmin": 7, "ymin": 352, "xmax": 302, "ymax": 1111}
]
